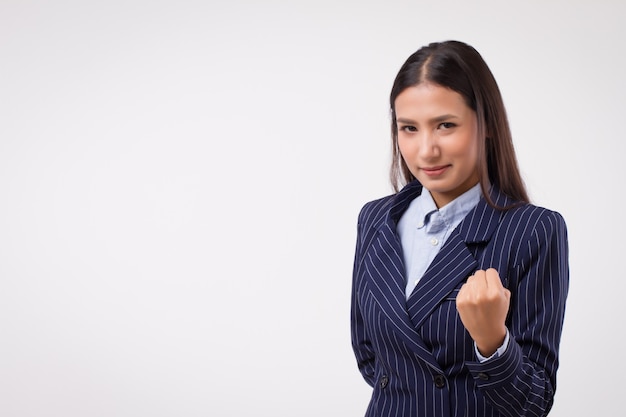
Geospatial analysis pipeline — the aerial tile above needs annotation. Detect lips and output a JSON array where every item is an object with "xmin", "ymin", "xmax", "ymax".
[{"xmin": 421, "ymin": 165, "xmax": 450, "ymax": 176}]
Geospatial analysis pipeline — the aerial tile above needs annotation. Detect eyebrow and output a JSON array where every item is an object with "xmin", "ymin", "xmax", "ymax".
[{"xmin": 396, "ymin": 114, "xmax": 460, "ymax": 124}]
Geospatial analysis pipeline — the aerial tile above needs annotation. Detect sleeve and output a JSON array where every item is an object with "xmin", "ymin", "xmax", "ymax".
[
  {"xmin": 465, "ymin": 210, "xmax": 569, "ymax": 417},
  {"xmin": 350, "ymin": 205, "xmax": 376, "ymax": 387}
]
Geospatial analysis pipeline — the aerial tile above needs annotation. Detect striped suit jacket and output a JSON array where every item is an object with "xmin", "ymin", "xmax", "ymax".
[{"xmin": 351, "ymin": 181, "xmax": 569, "ymax": 417}]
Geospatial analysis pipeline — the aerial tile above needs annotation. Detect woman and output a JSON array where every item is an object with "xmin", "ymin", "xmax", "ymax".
[{"xmin": 350, "ymin": 40, "xmax": 569, "ymax": 417}]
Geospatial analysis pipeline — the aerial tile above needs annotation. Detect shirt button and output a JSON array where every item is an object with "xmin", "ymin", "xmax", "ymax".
[
  {"xmin": 430, "ymin": 238, "xmax": 439, "ymax": 246},
  {"xmin": 417, "ymin": 221, "xmax": 424, "ymax": 228}
]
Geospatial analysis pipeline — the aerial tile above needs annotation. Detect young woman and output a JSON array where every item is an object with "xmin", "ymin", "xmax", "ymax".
[{"xmin": 350, "ymin": 40, "xmax": 569, "ymax": 417}]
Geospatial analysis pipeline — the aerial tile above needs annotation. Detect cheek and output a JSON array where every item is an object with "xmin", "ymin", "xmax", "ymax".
[
  {"xmin": 454, "ymin": 135, "xmax": 480, "ymax": 162},
  {"xmin": 397, "ymin": 140, "xmax": 419, "ymax": 172},
  {"xmin": 397, "ymin": 138, "xmax": 412, "ymax": 158}
]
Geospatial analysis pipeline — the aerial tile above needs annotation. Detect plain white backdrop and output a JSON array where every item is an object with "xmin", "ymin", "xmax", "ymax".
[{"xmin": 1, "ymin": 0, "xmax": 623, "ymax": 416}]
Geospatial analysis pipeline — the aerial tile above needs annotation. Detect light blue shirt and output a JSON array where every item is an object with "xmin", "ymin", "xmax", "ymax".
[
  {"xmin": 398, "ymin": 183, "xmax": 482, "ymax": 299},
  {"xmin": 397, "ymin": 183, "xmax": 508, "ymax": 362}
]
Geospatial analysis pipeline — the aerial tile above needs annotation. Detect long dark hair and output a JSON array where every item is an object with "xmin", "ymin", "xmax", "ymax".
[{"xmin": 389, "ymin": 40, "xmax": 529, "ymax": 208}]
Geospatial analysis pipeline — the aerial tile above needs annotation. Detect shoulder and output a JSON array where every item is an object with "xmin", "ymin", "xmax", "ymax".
[
  {"xmin": 497, "ymin": 203, "xmax": 569, "ymax": 254},
  {"xmin": 487, "ymin": 187, "xmax": 568, "ymax": 234},
  {"xmin": 357, "ymin": 181, "xmax": 424, "ymax": 228},
  {"xmin": 503, "ymin": 203, "xmax": 567, "ymax": 232},
  {"xmin": 357, "ymin": 194, "xmax": 395, "ymax": 228}
]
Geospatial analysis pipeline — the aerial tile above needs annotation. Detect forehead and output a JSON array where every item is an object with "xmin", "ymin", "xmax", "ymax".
[{"xmin": 394, "ymin": 83, "xmax": 471, "ymax": 118}]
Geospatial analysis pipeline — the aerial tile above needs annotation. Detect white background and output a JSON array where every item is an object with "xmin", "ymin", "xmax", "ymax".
[{"xmin": 1, "ymin": 0, "xmax": 623, "ymax": 416}]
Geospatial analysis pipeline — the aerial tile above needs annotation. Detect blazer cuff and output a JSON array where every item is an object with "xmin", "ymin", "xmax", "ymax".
[{"xmin": 465, "ymin": 336, "xmax": 523, "ymax": 388}]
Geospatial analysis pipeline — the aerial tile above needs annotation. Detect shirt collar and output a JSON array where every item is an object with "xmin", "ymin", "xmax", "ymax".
[{"xmin": 416, "ymin": 183, "xmax": 482, "ymax": 232}]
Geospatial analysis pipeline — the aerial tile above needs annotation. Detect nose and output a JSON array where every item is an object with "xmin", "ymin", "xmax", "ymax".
[{"xmin": 417, "ymin": 131, "xmax": 439, "ymax": 159}]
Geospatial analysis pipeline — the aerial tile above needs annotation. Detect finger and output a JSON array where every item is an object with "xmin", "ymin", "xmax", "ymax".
[
  {"xmin": 470, "ymin": 270, "xmax": 485, "ymax": 285},
  {"xmin": 485, "ymin": 268, "xmax": 503, "ymax": 289},
  {"xmin": 473, "ymin": 270, "xmax": 486, "ymax": 280}
]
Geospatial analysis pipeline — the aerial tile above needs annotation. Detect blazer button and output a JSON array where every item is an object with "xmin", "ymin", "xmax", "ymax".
[
  {"xmin": 433, "ymin": 374, "xmax": 446, "ymax": 389},
  {"xmin": 477, "ymin": 372, "xmax": 490, "ymax": 381},
  {"xmin": 379, "ymin": 375, "xmax": 389, "ymax": 389}
]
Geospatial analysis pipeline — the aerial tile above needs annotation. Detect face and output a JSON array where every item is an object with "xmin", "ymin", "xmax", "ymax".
[{"xmin": 395, "ymin": 83, "xmax": 480, "ymax": 208}]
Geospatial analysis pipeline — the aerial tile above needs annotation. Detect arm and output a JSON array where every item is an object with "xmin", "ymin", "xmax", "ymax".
[
  {"xmin": 460, "ymin": 210, "xmax": 569, "ymax": 417},
  {"xmin": 351, "ymin": 283, "xmax": 376, "ymax": 387},
  {"xmin": 350, "ymin": 207, "xmax": 376, "ymax": 387}
]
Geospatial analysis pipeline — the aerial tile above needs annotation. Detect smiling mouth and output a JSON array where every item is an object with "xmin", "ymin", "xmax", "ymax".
[{"xmin": 421, "ymin": 165, "xmax": 450, "ymax": 176}]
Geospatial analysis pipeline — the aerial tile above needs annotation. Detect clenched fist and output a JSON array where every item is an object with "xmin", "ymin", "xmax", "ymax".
[{"xmin": 456, "ymin": 268, "xmax": 511, "ymax": 357}]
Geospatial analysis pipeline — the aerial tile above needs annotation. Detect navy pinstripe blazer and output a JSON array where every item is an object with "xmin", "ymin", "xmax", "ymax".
[{"xmin": 351, "ymin": 181, "xmax": 569, "ymax": 417}]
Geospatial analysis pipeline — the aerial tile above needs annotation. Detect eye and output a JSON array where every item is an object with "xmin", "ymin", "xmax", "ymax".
[
  {"xmin": 399, "ymin": 125, "xmax": 417, "ymax": 132},
  {"xmin": 438, "ymin": 122, "xmax": 456, "ymax": 130}
]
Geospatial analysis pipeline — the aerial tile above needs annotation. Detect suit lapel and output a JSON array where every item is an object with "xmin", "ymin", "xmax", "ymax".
[
  {"xmin": 364, "ymin": 184, "xmax": 510, "ymax": 369},
  {"xmin": 405, "ymin": 188, "xmax": 506, "ymax": 330},
  {"xmin": 405, "ymin": 231, "xmax": 477, "ymax": 329},
  {"xmin": 364, "ymin": 182, "xmax": 444, "ymax": 371},
  {"xmin": 368, "ymin": 220, "xmax": 444, "ymax": 371}
]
